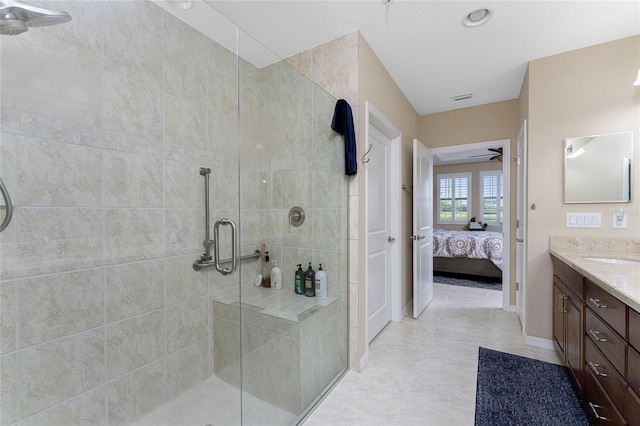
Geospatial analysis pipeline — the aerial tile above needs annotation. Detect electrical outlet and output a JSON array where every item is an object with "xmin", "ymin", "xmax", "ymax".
[{"xmin": 613, "ymin": 211, "xmax": 627, "ymax": 229}]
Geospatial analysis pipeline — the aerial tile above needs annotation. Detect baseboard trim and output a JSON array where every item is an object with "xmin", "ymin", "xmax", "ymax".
[
  {"xmin": 523, "ymin": 332, "xmax": 556, "ymax": 351},
  {"xmin": 402, "ymin": 300, "xmax": 412, "ymax": 318},
  {"xmin": 359, "ymin": 351, "xmax": 368, "ymax": 372}
]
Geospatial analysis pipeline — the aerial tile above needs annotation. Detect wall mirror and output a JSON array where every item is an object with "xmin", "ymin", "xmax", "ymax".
[{"xmin": 564, "ymin": 131, "xmax": 632, "ymax": 203}]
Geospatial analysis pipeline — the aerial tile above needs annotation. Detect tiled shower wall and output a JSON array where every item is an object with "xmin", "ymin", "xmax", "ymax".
[
  {"xmin": 285, "ymin": 33, "xmax": 360, "ymax": 370},
  {"xmin": 0, "ymin": 1, "xmax": 351, "ymax": 424},
  {"xmin": 0, "ymin": 1, "xmax": 242, "ymax": 424}
]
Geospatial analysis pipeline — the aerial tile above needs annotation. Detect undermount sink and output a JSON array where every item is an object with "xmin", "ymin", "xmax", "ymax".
[{"xmin": 584, "ymin": 257, "xmax": 640, "ymax": 266}]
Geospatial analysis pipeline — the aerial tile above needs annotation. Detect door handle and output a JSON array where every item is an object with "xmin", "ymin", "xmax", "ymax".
[
  {"xmin": 516, "ymin": 238, "xmax": 524, "ymax": 243},
  {"xmin": 214, "ymin": 218, "xmax": 237, "ymax": 275},
  {"xmin": 409, "ymin": 235, "xmax": 426, "ymax": 241},
  {"xmin": 388, "ymin": 236, "xmax": 395, "ymax": 242}
]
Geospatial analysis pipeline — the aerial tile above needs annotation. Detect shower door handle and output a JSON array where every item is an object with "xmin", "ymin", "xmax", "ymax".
[
  {"xmin": 0, "ymin": 178, "xmax": 13, "ymax": 233},
  {"xmin": 214, "ymin": 218, "xmax": 237, "ymax": 275}
]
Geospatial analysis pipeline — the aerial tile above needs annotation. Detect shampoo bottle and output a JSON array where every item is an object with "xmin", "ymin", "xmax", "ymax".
[
  {"xmin": 304, "ymin": 262, "xmax": 315, "ymax": 297},
  {"xmin": 295, "ymin": 264, "xmax": 304, "ymax": 294},
  {"xmin": 315, "ymin": 264, "xmax": 327, "ymax": 299},
  {"xmin": 262, "ymin": 251, "xmax": 271, "ymax": 288},
  {"xmin": 270, "ymin": 260, "xmax": 282, "ymax": 289}
]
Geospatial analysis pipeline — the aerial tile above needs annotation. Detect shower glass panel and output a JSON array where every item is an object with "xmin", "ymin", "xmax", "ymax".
[
  {"xmin": 0, "ymin": 1, "xmax": 347, "ymax": 425},
  {"xmin": 235, "ymin": 25, "xmax": 349, "ymax": 424}
]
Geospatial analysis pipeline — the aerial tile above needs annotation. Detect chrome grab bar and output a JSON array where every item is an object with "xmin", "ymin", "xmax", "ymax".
[
  {"xmin": 199, "ymin": 168, "xmax": 213, "ymax": 262},
  {"xmin": 0, "ymin": 178, "xmax": 13, "ymax": 233},
  {"xmin": 193, "ymin": 249, "xmax": 259, "ymax": 271}
]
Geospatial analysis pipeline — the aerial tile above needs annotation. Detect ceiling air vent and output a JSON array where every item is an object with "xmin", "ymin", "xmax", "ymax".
[{"xmin": 452, "ymin": 93, "xmax": 474, "ymax": 102}]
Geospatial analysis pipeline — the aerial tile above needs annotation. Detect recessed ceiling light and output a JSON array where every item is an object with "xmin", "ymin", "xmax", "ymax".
[{"xmin": 462, "ymin": 8, "xmax": 493, "ymax": 27}]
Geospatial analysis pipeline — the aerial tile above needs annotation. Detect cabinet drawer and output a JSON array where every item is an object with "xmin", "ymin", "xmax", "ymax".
[
  {"xmin": 586, "ymin": 337, "xmax": 626, "ymax": 413},
  {"xmin": 630, "ymin": 308, "xmax": 640, "ymax": 352},
  {"xmin": 552, "ymin": 256, "xmax": 584, "ymax": 301},
  {"xmin": 586, "ymin": 280, "xmax": 627, "ymax": 338},
  {"xmin": 629, "ymin": 346, "xmax": 640, "ymax": 396},
  {"xmin": 587, "ymin": 308, "xmax": 627, "ymax": 377},
  {"xmin": 626, "ymin": 387, "xmax": 640, "ymax": 426},
  {"xmin": 584, "ymin": 367, "xmax": 627, "ymax": 425}
]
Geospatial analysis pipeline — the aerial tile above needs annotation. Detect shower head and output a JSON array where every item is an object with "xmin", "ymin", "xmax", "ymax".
[{"xmin": 0, "ymin": 0, "xmax": 71, "ymax": 35}]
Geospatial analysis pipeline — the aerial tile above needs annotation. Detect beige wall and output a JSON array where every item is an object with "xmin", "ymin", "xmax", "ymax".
[
  {"xmin": 357, "ymin": 33, "xmax": 419, "ymax": 364},
  {"xmin": 419, "ymin": 99, "xmax": 520, "ymax": 303},
  {"xmin": 524, "ymin": 35, "xmax": 640, "ymax": 340},
  {"xmin": 433, "ymin": 162, "xmax": 503, "ymax": 231}
]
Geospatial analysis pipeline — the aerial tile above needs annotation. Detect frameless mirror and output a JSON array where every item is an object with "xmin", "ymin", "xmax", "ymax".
[{"xmin": 564, "ymin": 131, "xmax": 632, "ymax": 203}]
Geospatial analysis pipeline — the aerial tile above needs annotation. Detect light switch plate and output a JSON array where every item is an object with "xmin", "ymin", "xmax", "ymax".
[{"xmin": 566, "ymin": 213, "xmax": 601, "ymax": 228}]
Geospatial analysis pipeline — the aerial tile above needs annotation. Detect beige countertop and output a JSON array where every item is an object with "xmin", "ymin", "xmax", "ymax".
[{"xmin": 549, "ymin": 237, "xmax": 640, "ymax": 313}]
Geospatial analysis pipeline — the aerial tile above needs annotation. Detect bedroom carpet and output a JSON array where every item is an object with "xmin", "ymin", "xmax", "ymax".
[
  {"xmin": 434, "ymin": 272, "xmax": 502, "ymax": 291},
  {"xmin": 475, "ymin": 347, "xmax": 590, "ymax": 426}
]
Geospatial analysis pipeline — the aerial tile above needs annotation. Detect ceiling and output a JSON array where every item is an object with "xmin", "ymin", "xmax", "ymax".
[
  {"xmin": 433, "ymin": 147, "xmax": 502, "ymax": 166},
  {"xmin": 192, "ymin": 0, "xmax": 639, "ymax": 116}
]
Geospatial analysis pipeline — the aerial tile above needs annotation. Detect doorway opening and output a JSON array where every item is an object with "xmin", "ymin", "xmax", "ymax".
[{"xmin": 429, "ymin": 140, "xmax": 512, "ymax": 312}]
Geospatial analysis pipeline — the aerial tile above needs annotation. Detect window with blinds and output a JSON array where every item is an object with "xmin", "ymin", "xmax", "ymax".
[
  {"xmin": 437, "ymin": 173, "xmax": 471, "ymax": 224},
  {"xmin": 480, "ymin": 171, "xmax": 503, "ymax": 223}
]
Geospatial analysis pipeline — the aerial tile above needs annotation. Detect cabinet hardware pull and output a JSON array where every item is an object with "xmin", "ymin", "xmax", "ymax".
[
  {"xmin": 558, "ymin": 294, "xmax": 567, "ymax": 313},
  {"xmin": 589, "ymin": 297, "xmax": 608, "ymax": 309},
  {"xmin": 589, "ymin": 329, "xmax": 607, "ymax": 343},
  {"xmin": 588, "ymin": 361, "xmax": 608, "ymax": 377},
  {"xmin": 588, "ymin": 402, "xmax": 609, "ymax": 421}
]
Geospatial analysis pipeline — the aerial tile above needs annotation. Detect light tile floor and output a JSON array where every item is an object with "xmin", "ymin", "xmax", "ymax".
[{"xmin": 303, "ymin": 283, "xmax": 563, "ymax": 426}]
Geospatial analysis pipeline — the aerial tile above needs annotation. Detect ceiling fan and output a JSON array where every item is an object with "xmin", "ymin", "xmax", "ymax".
[{"xmin": 468, "ymin": 147, "xmax": 503, "ymax": 162}]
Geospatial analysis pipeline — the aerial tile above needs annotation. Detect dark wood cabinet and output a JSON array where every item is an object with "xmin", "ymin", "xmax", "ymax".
[
  {"xmin": 551, "ymin": 255, "xmax": 639, "ymax": 425},
  {"xmin": 552, "ymin": 258, "xmax": 585, "ymax": 392}
]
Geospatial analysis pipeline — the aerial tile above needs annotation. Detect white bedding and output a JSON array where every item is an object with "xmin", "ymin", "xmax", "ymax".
[{"xmin": 433, "ymin": 229, "xmax": 504, "ymax": 270}]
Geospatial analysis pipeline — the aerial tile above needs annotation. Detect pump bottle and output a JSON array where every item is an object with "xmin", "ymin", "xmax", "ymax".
[{"xmin": 304, "ymin": 262, "xmax": 315, "ymax": 297}]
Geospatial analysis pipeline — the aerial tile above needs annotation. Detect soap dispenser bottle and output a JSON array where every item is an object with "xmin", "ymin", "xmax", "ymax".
[
  {"xmin": 262, "ymin": 251, "xmax": 271, "ymax": 288},
  {"xmin": 270, "ymin": 260, "xmax": 282, "ymax": 290},
  {"xmin": 315, "ymin": 264, "xmax": 327, "ymax": 299},
  {"xmin": 304, "ymin": 262, "xmax": 315, "ymax": 297},
  {"xmin": 295, "ymin": 264, "xmax": 304, "ymax": 294}
]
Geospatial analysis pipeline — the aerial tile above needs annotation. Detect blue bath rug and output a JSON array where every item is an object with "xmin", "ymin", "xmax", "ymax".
[{"xmin": 475, "ymin": 347, "xmax": 590, "ymax": 425}]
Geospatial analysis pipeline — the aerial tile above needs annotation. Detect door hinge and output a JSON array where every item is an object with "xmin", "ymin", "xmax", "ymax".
[{"xmin": 516, "ymin": 282, "xmax": 519, "ymax": 291}]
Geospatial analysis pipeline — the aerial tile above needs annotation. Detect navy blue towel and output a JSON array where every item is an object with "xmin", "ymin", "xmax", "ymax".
[{"xmin": 331, "ymin": 99, "xmax": 357, "ymax": 175}]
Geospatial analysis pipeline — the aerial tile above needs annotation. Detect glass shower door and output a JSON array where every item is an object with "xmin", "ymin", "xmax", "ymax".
[{"xmin": 236, "ymin": 26, "xmax": 350, "ymax": 425}]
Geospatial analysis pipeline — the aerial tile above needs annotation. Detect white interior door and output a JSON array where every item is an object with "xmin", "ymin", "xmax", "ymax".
[
  {"xmin": 367, "ymin": 124, "xmax": 392, "ymax": 342},
  {"xmin": 412, "ymin": 139, "xmax": 433, "ymax": 318},
  {"xmin": 516, "ymin": 120, "xmax": 527, "ymax": 325}
]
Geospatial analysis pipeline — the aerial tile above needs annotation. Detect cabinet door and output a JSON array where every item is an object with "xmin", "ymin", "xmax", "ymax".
[
  {"xmin": 553, "ymin": 279, "xmax": 566, "ymax": 354},
  {"xmin": 566, "ymin": 290, "xmax": 584, "ymax": 392}
]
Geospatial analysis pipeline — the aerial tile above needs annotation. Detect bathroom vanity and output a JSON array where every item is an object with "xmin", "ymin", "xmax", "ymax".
[{"xmin": 550, "ymin": 237, "xmax": 640, "ymax": 424}]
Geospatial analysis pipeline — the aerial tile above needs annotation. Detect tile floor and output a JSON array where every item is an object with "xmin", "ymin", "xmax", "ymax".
[{"xmin": 303, "ymin": 282, "xmax": 563, "ymax": 426}]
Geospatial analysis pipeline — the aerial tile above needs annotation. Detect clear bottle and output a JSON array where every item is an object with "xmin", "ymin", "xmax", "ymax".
[
  {"xmin": 270, "ymin": 260, "xmax": 282, "ymax": 290},
  {"xmin": 262, "ymin": 251, "xmax": 271, "ymax": 288},
  {"xmin": 295, "ymin": 264, "xmax": 304, "ymax": 294},
  {"xmin": 304, "ymin": 262, "xmax": 315, "ymax": 297},
  {"xmin": 315, "ymin": 264, "xmax": 327, "ymax": 299}
]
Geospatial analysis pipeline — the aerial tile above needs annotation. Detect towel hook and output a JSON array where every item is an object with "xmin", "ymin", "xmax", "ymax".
[{"xmin": 362, "ymin": 144, "xmax": 373, "ymax": 164}]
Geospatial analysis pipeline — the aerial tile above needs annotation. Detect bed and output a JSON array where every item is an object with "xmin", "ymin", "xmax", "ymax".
[{"xmin": 432, "ymin": 229, "xmax": 504, "ymax": 279}]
